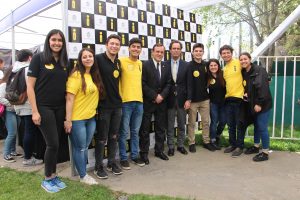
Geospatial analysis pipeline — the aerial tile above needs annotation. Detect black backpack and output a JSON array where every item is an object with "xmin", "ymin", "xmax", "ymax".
[{"xmin": 5, "ymin": 67, "xmax": 27, "ymax": 105}]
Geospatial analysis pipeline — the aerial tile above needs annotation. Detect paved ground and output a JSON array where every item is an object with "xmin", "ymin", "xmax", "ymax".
[{"xmin": 1, "ymin": 139, "xmax": 300, "ymax": 200}]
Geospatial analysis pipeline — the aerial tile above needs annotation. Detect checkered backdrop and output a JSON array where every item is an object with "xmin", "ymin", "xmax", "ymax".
[{"xmin": 66, "ymin": 0, "xmax": 203, "ymax": 174}]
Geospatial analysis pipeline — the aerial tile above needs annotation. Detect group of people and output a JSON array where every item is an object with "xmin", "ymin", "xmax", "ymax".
[{"xmin": 0, "ymin": 28, "xmax": 272, "ymax": 193}]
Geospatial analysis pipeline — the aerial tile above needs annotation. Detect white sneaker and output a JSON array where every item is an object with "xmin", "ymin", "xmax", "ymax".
[
  {"xmin": 23, "ymin": 157, "xmax": 43, "ymax": 166},
  {"xmin": 80, "ymin": 174, "xmax": 98, "ymax": 185}
]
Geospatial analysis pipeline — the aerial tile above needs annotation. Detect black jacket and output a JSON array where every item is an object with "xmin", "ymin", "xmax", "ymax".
[
  {"xmin": 165, "ymin": 59, "xmax": 190, "ymax": 108},
  {"xmin": 142, "ymin": 59, "xmax": 172, "ymax": 111},
  {"xmin": 242, "ymin": 63, "xmax": 272, "ymax": 114}
]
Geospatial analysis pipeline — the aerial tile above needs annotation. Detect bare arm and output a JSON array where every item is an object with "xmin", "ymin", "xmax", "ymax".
[
  {"xmin": 27, "ymin": 77, "xmax": 40, "ymax": 125},
  {"xmin": 64, "ymin": 92, "xmax": 75, "ymax": 133}
]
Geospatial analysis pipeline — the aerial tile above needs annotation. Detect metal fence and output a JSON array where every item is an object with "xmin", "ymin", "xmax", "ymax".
[{"xmin": 247, "ymin": 56, "xmax": 300, "ymax": 140}]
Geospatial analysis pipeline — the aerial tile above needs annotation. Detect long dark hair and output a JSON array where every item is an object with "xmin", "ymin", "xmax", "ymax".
[
  {"xmin": 207, "ymin": 58, "xmax": 225, "ymax": 87},
  {"xmin": 0, "ymin": 67, "xmax": 12, "ymax": 84},
  {"xmin": 42, "ymin": 29, "xmax": 68, "ymax": 67},
  {"xmin": 71, "ymin": 48, "xmax": 104, "ymax": 97}
]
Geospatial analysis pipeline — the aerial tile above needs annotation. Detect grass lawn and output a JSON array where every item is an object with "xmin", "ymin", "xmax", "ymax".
[{"xmin": 0, "ymin": 168, "xmax": 184, "ymax": 200}]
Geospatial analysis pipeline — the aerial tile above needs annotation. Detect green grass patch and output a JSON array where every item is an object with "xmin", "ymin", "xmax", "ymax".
[{"xmin": 0, "ymin": 168, "xmax": 185, "ymax": 200}]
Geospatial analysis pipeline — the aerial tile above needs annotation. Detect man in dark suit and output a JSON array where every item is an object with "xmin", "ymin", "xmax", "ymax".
[
  {"xmin": 139, "ymin": 43, "xmax": 172, "ymax": 164},
  {"xmin": 166, "ymin": 40, "xmax": 190, "ymax": 156}
]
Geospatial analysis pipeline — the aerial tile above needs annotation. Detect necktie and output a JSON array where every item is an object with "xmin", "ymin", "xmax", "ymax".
[
  {"xmin": 172, "ymin": 61, "xmax": 177, "ymax": 82},
  {"xmin": 156, "ymin": 62, "xmax": 160, "ymax": 81}
]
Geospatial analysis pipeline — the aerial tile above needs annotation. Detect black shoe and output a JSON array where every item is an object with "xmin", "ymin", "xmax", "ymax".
[
  {"xmin": 224, "ymin": 146, "xmax": 236, "ymax": 153},
  {"xmin": 189, "ymin": 144, "xmax": 196, "ymax": 153},
  {"xmin": 253, "ymin": 152, "xmax": 269, "ymax": 162},
  {"xmin": 244, "ymin": 146, "xmax": 260, "ymax": 155},
  {"xmin": 154, "ymin": 152, "xmax": 169, "ymax": 160},
  {"xmin": 131, "ymin": 158, "xmax": 145, "ymax": 167},
  {"xmin": 203, "ymin": 143, "xmax": 216, "ymax": 152},
  {"xmin": 107, "ymin": 163, "xmax": 123, "ymax": 175},
  {"xmin": 120, "ymin": 160, "xmax": 131, "ymax": 170},
  {"xmin": 231, "ymin": 148, "xmax": 243, "ymax": 157},
  {"xmin": 211, "ymin": 142, "xmax": 221, "ymax": 150},
  {"xmin": 177, "ymin": 147, "xmax": 188, "ymax": 155},
  {"xmin": 94, "ymin": 165, "xmax": 108, "ymax": 179},
  {"xmin": 140, "ymin": 152, "xmax": 150, "ymax": 165},
  {"xmin": 168, "ymin": 148, "xmax": 175, "ymax": 156}
]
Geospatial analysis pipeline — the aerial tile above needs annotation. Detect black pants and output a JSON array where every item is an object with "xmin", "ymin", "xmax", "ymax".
[
  {"xmin": 139, "ymin": 102, "xmax": 167, "ymax": 154},
  {"xmin": 38, "ymin": 106, "xmax": 65, "ymax": 177},
  {"xmin": 94, "ymin": 107, "xmax": 122, "ymax": 167}
]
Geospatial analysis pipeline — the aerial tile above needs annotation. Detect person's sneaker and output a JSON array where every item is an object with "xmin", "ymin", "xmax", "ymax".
[
  {"xmin": 80, "ymin": 174, "xmax": 98, "ymax": 185},
  {"xmin": 94, "ymin": 165, "xmax": 108, "ymax": 179},
  {"xmin": 253, "ymin": 152, "xmax": 269, "ymax": 162},
  {"xmin": 23, "ymin": 157, "xmax": 43, "ymax": 166},
  {"xmin": 189, "ymin": 144, "xmax": 196, "ymax": 153},
  {"xmin": 132, "ymin": 158, "xmax": 145, "ymax": 167},
  {"xmin": 41, "ymin": 179, "xmax": 60, "ymax": 193},
  {"xmin": 244, "ymin": 146, "xmax": 260, "ymax": 155},
  {"xmin": 203, "ymin": 143, "xmax": 216, "ymax": 151},
  {"xmin": 3, "ymin": 155, "xmax": 16, "ymax": 163},
  {"xmin": 224, "ymin": 146, "xmax": 236, "ymax": 153},
  {"xmin": 211, "ymin": 142, "xmax": 221, "ymax": 150},
  {"xmin": 51, "ymin": 176, "xmax": 67, "ymax": 189},
  {"xmin": 231, "ymin": 148, "xmax": 243, "ymax": 157},
  {"xmin": 107, "ymin": 163, "xmax": 123, "ymax": 175},
  {"xmin": 10, "ymin": 152, "xmax": 23, "ymax": 157},
  {"xmin": 120, "ymin": 160, "xmax": 131, "ymax": 170}
]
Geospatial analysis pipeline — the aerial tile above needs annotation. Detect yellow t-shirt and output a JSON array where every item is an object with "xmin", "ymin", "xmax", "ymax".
[
  {"xmin": 223, "ymin": 58, "xmax": 244, "ymax": 99},
  {"xmin": 119, "ymin": 57, "xmax": 143, "ymax": 103},
  {"xmin": 66, "ymin": 71, "xmax": 99, "ymax": 120}
]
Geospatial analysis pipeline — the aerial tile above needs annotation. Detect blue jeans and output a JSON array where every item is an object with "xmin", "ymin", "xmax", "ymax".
[
  {"xmin": 253, "ymin": 110, "xmax": 270, "ymax": 149},
  {"xmin": 225, "ymin": 101, "xmax": 241, "ymax": 147},
  {"xmin": 119, "ymin": 102, "xmax": 143, "ymax": 161},
  {"xmin": 69, "ymin": 117, "xmax": 96, "ymax": 178},
  {"xmin": 22, "ymin": 115, "xmax": 40, "ymax": 159},
  {"xmin": 210, "ymin": 103, "xmax": 226, "ymax": 141},
  {"xmin": 3, "ymin": 111, "xmax": 20, "ymax": 157}
]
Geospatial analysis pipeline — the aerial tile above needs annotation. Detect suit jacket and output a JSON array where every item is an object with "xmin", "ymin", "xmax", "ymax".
[
  {"xmin": 165, "ymin": 59, "xmax": 190, "ymax": 108},
  {"xmin": 142, "ymin": 59, "xmax": 172, "ymax": 111}
]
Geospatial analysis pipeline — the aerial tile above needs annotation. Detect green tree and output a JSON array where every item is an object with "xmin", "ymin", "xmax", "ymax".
[{"xmin": 195, "ymin": 0, "xmax": 300, "ymax": 55}]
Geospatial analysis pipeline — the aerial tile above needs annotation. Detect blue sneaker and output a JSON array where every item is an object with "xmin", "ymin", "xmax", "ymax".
[
  {"xmin": 52, "ymin": 176, "xmax": 67, "ymax": 189},
  {"xmin": 41, "ymin": 179, "xmax": 60, "ymax": 193}
]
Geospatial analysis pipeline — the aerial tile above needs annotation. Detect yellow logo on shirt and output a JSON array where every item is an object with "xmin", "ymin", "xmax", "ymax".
[
  {"xmin": 193, "ymin": 70, "xmax": 200, "ymax": 77},
  {"xmin": 113, "ymin": 70, "xmax": 119, "ymax": 78},
  {"xmin": 243, "ymin": 80, "xmax": 247, "ymax": 87},
  {"xmin": 45, "ymin": 64, "xmax": 54, "ymax": 69},
  {"xmin": 210, "ymin": 79, "xmax": 216, "ymax": 85}
]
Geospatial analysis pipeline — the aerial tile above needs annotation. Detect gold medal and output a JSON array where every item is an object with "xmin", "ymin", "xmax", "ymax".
[{"xmin": 210, "ymin": 79, "xmax": 215, "ymax": 85}]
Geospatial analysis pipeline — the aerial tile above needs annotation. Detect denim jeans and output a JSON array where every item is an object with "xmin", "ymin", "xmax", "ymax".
[
  {"xmin": 3, "ymin": 111, "xmax": 20, "ymax": 157},
  {"xmin": 253, "ymin": 110, "xmax": 270, "ymax": 149},
  {"xmin": 210, "ymin": 103, "xmax": 226, "ymax": 141},
  {"xmin": 69, "ymin": 117, "xmax": 96, "ymax": 178},
  {"xmin": 94, "ymin": 108, "xmax": 122, "ymax": 167},
  {"xmin": 22, "ymin": 115, "xmax": 40, "ymax": 159},
  {"xmin": 225, "ymin": 101, "xmax": 241, "ymax": 147},
  {"xmin": 118, "ymin": 102, "xmax": 143, "ymax": 161}
]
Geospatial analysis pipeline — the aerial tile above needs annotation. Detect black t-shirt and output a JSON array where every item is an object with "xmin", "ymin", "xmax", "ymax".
[
  {"xmin": 27, "ymin": 53, "xmax": 67, "ymax": 107},
  {"xmin": 95, "ymin": 52, "xmax": 122, "ymax": 109},
  {"xmin": 208, "ymin": 77, "xmax": 226, "ymax": 105},
  {"xmin": 187, "ymin": 60, "xmax": 209, "ymax": 102}
]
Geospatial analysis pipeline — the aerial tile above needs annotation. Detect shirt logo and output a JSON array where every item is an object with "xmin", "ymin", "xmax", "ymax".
[
  {"xmin": 193, "ymin": 70, "xmax": 200, "ymax": 77},
  {"xmin": 45, "ymin": 64, "xmax": 54, "ymax": 69},
  {"xmin": 113, "ymin": 70, "xmax": 119, "ymax": 78}
]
